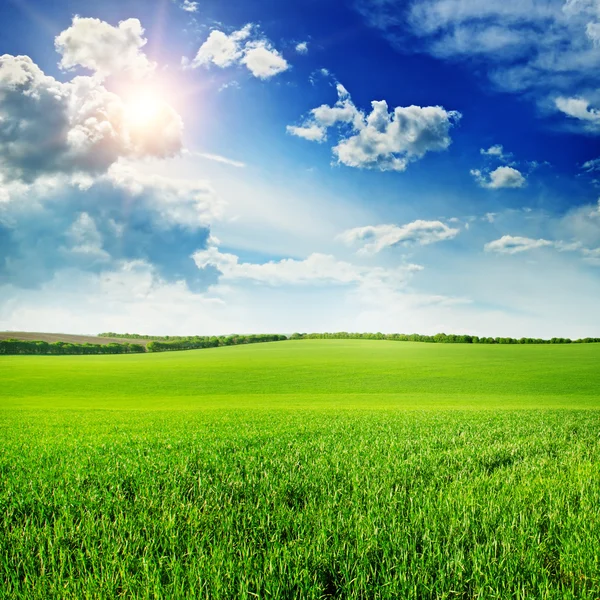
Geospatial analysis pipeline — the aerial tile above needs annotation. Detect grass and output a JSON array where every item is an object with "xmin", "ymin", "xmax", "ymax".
[
  {"xmin": 2, "ymin": 339, "xmax": 600, "ymax": 410},
  {"xmin": 1, "ymin": 340, "xmax": 600, "ymax": 598}
]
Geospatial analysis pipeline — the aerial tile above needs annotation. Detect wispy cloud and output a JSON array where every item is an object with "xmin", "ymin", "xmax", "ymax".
[
  {"xmin": 354, "ymin": 0, "xmax": 600, "ymax": 126},
  {"xmin": 198, "ymin": 153, "xmax": 246, "ymax": 168},
  {"xmin": 339, "ymin": 220, "xmax": 459, "ymax": 254},
  {"xmin": 194, "ymin": 244, "xmax": 423, "ymax": 290}
]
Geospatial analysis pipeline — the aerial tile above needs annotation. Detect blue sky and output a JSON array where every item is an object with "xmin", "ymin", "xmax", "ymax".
[{"xmin": 1, "ymin": 0, "xmax": 599, "ymax": 337}]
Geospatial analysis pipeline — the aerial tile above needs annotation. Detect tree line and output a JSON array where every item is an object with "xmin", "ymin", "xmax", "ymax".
[
  {"xmin": 0, "ymin": 334, "xmax": 287, "ymax": 355},
  {"xmin": 289, "ymin": 332, "xmax": 600, "ymax": 344},
  {"xmin": 2, "ymin": 331, "xmax": 598, "ymax": 356},
  {"xmin": 0, "ymin": 340, "xmax": 145, "ymax": 355},
  {"xmin": 145, "ymin": 334, "xmax": 287, "ymax": 352}
]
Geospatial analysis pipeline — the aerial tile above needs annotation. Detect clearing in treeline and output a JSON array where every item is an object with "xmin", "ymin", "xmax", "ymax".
[{"xmin": 1, "ymin": 339, "xmax": 600, "ymax": 598}]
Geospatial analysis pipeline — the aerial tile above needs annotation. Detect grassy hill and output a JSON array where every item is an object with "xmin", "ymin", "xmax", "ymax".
[
  {"xmin": 2, "ymin": 339, "xmax": 600, "ymax": 410},
  {"xmin": 2, "ymin": 340, "xmax": 600, "ymax": 598}
]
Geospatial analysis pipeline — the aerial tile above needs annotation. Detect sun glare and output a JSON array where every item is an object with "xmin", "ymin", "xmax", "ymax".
[{"xmin": 124, "ymin": 89, "xmax": 164, "ymax": 128}]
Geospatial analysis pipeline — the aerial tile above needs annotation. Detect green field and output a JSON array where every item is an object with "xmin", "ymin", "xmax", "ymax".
[
  {"xmin": 2, "ymin": 340, "xmax": 600, "ymax": 598},
  {"xmin": 3, "ymin": 339, "xmax": 600, "ymax": 410}
]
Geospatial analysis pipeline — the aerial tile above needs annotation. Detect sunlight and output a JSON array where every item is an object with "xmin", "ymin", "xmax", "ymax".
[{"xmin": 124, "ymin": 89, "xmax": 164, "ymax": 128}]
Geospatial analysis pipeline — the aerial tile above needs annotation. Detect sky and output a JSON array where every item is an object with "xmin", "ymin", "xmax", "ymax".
[{"xmin": 1, "ymin": 0, "xmax": 600, "ymax": 338}]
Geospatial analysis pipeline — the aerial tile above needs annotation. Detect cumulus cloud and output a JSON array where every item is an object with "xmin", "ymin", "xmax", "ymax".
[
  {"xmin": 471, "ymin": 166, "xmax": 526, "ymax": 189},
  {"xmin": 0, "ymin": 54, "xmax": 182, "ymax": 183},
  {"xmin": 240, "ymin": 41, "xmax": 288, "ymax": 79},
  {"xmin": 295, "ymin": 42, "xmax": 309, "ymax": 54},
  {"xmin": 339, "ymin": 220, "xmax": 459, "ymax": 254},
  {"xmin": 0, "ymin": 163, "xmax": 223, "ymax": 290},
  {"xmin": 191, "ymin": 26, "xmax": 252, "ymax": 68},
  {"xmin": 190, "ymin": 25, "xmax": 289, "ymax": 79},
  {"xmin": 354, "ymin": 0, "xmax": 600, "ymax": 124},
  {"xmin": 287, "ymin": 83, "xmax": 460, "ymax": 171},
  {"xmin": 194, "ymin": 244, "xmax": 423, "ymax": 290},
  {"xmin": 55, "ymin": 17, "xmax": 155, "ymax": 79}
]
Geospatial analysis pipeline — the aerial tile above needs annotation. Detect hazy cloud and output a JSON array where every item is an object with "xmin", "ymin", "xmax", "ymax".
[
  {"xmin": 180, "ymin": 1, "xmax": 198, "ymax": 12},
  {"xmin": 194, "ymin": 244, "xmax": 423, "ymax": 289},
  {"xmin": 0, "ymin": 163, "xmax": 222, "ymax": 290}
]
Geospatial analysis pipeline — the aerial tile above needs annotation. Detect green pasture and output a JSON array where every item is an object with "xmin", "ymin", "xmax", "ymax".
[
  {"xmin": 2, "ymin": 339, "xmax": 600, "ymax": 410},
  {"xmin": 2, "ymin": 340, "xmax": 600, "ymax": 598}
]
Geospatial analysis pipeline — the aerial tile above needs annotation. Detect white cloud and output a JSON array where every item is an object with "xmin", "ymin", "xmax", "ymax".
[
  {"xmin": 190, "ymin": 25, "xmax": 289, "ymax": 79},
  {"xmin": 484, "ymin": 232, "xmax": 600, "ymax": 263},
  {"xmin": 471, "ymin": 166, "xmax": 526, "ymax": 189},
  {"xmin": 485, "ymin": 235, "xmax": 554, "ymax": 254},
  {"xmin": 354, "ymin": 0, "xmax": 600, "ymax": 125},
  {"xmin": 480, "ymin": 144, "xmax": 514, "ymax": 162},
  {"xmin": 480, "ymin": 144, "xmax": 505, "ymax": 158},
  {"xmin": 295, "ymin": 41, "xmax": 309, "ymax": 54},
  {"xmin": 240, "ymin": 41, "xmax": 288, "ymax": 79},
  {"xmin": 194, "ymin": 245, "xmax": 423, "ymax": 289},
  {"xmin": 180, "ymin": 0, "xmax": 198, "ymax": 12},
  {"xmin": 288, "ymin": 83, "xmax": 460, "ymax": 171},
  {"xmin": 191, "ymin": 25, "xmax": 252, "ymax": 68},
  {"xmin": 339, "ymin": 220, "xmax": 459, "ymax": 254},
  {"xmin": 55, "ymin": 17, "xmax": 155, "ymax": 79},
  {"xmin": 286, "ymin": 124, "xmax": 326, "ymax": 141},
  {"xmin": 555, "ymin": 96, "xmax": 600, "ymax": 131},
  {"xmin": 0, "ymin": 54, "xmax": 182, "ymax": 182}
]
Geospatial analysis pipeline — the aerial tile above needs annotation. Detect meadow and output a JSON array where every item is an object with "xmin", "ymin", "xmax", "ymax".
[{"xmin": 1, "ymin": 340, "xmax": 600, "ymax": 598}]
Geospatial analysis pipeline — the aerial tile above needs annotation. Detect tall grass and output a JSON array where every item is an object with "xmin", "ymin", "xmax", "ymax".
[{"xmin": 1, "ymin": 409, "xmax": 599, "ymax": 599}]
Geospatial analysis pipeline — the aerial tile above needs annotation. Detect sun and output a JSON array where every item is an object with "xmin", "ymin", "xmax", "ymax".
[{"xmin": 124, "ymin": 89, "xmax": 164, "ymax": 128}]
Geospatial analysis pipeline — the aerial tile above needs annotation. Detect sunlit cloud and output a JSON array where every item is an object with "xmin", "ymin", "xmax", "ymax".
[{"xmin": 188, "ymin": 24, "xmax": 289, "ymax": 79}]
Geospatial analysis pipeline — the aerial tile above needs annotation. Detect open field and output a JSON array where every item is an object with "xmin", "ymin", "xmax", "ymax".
[
  {"xmin": 2, "ymin": 340, "xmax": 600, "ymax": 598},
  {"xmin": 0, "ymin": 331, "xmax": 150, "ymax": 347},
  {"xmin": 3, "ymin": 339, "xmax": 600, "ymax": 410}
]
